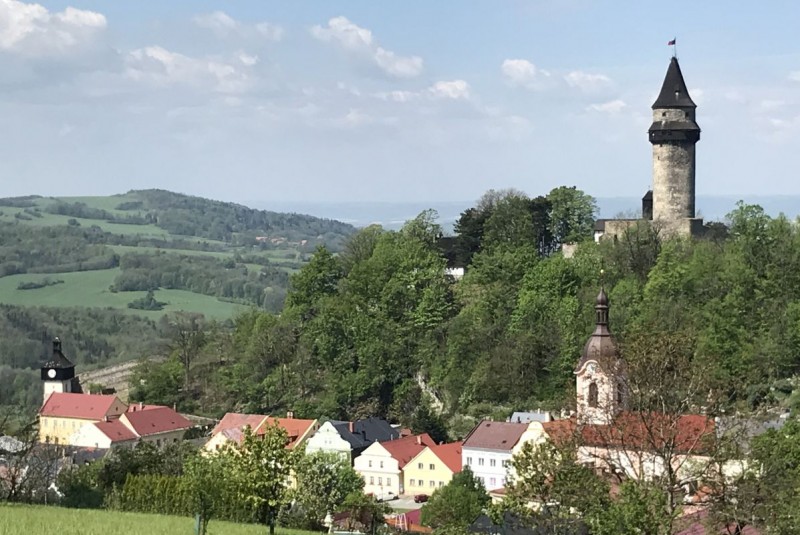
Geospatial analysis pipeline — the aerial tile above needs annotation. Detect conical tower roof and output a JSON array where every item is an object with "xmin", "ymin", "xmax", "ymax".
[
  {"xmin": 43, "ymin": 338, "xmax": 74, "ymax": 370},
  {"xmin": 576, "ymin": 288, "xmax": 619, "ymax": 371},
  {"xmin": 652, "ymin": 57, "xmax": 696, "ymax": 109}
]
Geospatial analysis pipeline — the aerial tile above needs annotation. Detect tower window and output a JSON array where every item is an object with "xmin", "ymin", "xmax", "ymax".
[
  {"xmin": 662, "ymin": 112, "xmax": 666, "ymax": 117},
  {"xmin": 617, "ymin": 383, "xmax": 624, "ymax": 405},
  {"xmin": 588, "ymin": 383, "xmax": 599, "ymax": 408}
]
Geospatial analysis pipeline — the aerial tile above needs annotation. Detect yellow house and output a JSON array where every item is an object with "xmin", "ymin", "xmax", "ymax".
[
  {"xmin": 39, "ymin": 392, "xmax": 127, "ymax": 445},
  {"xmin": 403, "ymin": 441, "xmax": 463, "ymax": 496}
]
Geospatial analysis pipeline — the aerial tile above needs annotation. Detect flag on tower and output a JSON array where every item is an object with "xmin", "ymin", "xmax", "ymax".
[{"xmin": 667, "ymin": 38, "xmax": 676, "ymax": 46}]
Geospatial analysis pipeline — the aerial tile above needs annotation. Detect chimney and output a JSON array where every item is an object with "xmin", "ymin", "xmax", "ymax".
[
  {"xmin": 416, "ymin": 436, "xmax": 421, "ymax": 445},
  {"xmin": 349, "ymin": 421, "xmax": 354, "ymax": 433},
  {"xmin": 140, "ymin": 402, "xmax": 143, "ymax": 410},
  {"xmin": 287, "ymin": 410, "xmax": 294, "ymax": 419}
]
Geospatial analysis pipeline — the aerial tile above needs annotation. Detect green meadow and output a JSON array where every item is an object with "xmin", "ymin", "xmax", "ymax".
[
  {"xmin": 0, "ymin": 504, "xmax": 321, "ymax": 535},
  {"xmin": 0, "ymin": 269, "xmax": 247, "ymax": 320}
]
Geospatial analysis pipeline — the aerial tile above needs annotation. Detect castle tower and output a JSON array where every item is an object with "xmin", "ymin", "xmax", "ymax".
[
  {"xmin": 648, "ymin": 57, "xmax": 701, "ymax": 235},
  {"xmin": 41, "ymin": 338, "xmax": 75, "ymax": 403},
  {"xmin": 575, "ymin": 289, "xmax": 626, "ymax": 425}
]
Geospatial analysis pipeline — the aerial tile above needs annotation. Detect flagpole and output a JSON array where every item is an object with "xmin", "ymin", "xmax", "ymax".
[{"xmin": 673, "ymin": 37, "xmax": 677, "ymax": 59}]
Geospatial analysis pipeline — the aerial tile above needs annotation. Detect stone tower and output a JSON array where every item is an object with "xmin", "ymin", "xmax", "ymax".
[
  {"xmin": 575, "ymin": 289, "xmax": 626, "ymax": 425},
  {"xmin": 648, "ymin": 57, "xmax": 702, "ymax": 235}
]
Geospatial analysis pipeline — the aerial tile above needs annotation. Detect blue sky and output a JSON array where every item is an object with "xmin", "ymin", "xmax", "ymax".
[{"xmin": 1, "ymin": 1, "xmax": 799, "ymax": 204}]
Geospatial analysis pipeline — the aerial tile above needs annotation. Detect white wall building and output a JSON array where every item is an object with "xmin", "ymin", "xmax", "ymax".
[{"xmin": 461, "ymin": 420, "xmax": 528, "ymax": 491}]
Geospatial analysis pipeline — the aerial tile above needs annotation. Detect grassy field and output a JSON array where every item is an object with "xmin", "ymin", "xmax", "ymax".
[
  {"xmin": 0, "ymin": 269, "xmax": 247, "ymax": 320},
  {"xmin": 0, "ymin": 504, "xmax": 321, "ymax": 535}
]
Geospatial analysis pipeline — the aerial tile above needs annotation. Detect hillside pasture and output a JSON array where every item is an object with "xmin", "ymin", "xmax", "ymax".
[
  {"xmin": 0, "ymin": 504, "xmax": 320, "ymax": 535},
  {"xmin": 0, "ymin": 269, "xmax": 247, "ymax": 320}
]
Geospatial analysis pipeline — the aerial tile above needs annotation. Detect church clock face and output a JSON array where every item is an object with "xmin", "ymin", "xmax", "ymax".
[{"xmin": 47, "ymin": 369, "xmax": 56, "ymax": 379}]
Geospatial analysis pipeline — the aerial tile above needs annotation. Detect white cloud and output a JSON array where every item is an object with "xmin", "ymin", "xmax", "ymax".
[
  {"xmin": 124, "ymin": 46, "xmax": 254, "ymax": 94},
  {"xmin": 588, "ymin": 99, "xmax": 627, "ymax": 113},
  {"xmin": 565, "ymin": 70, "xmax": 612, "ymax": 92},
  {"xmin": 501, "ymin": 58, "xmax": 548, "ymax": 88},
  {"xmin": 0, "ymin": 0, "xmax": 106, "ymax": 57},
  {"xmin": 311, "ymin": 16, "xmax": 423, "ymax": 78},
  {"xmin": 429, "ymin": 80, "xmax": 470, "ymax": 100},
  {"xmin": 789, "ymin": 71, "xmax": 800, "ymax": 82},
  {"xmin": 375, "ymin": 80, "xmax": 471, "ymax": 102},
  {"xmin": 193, "ymin": 11, "xmax": 283, "ymax": 41}
]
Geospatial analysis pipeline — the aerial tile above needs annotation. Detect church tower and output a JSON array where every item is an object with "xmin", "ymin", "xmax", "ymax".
[
  {"xmin": 648, "ymin": 57, "xmax": 702, "ymax": 235},
  {"xmin": 575, "ymin": 289, "xmax": 626, "ymax": 425},
  {"xmin": 41, "ymin": 338, "xmax": 75, "ymax": 403}
]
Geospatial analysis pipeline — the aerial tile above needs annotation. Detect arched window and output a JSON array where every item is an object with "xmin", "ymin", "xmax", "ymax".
[
  {"xmin": 588, "ymin": 383, "xmax": 598, "ymax": 408},
  {"xmin": 617, "ymin": 382, "xmax": 624, "ymax": 405}
]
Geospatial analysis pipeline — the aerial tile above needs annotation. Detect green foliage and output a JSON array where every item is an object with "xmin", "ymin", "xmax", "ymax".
[
  {"xmin": 16, "ymin": 278, "xmax": 64, "ymax": 290},
  {"xmin": 127, "ymin": 290, "xmax": 166, "ymax": 310},
  {"xmin": 339, "ymin": 492, "xmax": 391, "ymax": 535},
  {"xmin": 57, "ymin": 462, "xmax": 104, "ymax": 509},
  {"xmin": 291, "ymin": 451, "xmax": 364, "ymax": 529},
  {"xmin": 420, "ymin": 466, "xmax": 489, "ymax": 530}
]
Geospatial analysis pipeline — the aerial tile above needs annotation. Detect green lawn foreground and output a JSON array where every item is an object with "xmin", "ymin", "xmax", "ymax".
[{"xmin": 0, "ymin": 503, "xmax": 321, "ymax": 535}]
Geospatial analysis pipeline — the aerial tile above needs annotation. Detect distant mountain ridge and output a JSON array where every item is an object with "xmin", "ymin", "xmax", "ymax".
[{"xmin": 255, "ymin": 195, "xmax": 800, "ymax": 232}]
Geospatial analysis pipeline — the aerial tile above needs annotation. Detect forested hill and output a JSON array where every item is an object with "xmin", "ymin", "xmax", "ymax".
[{"xmin": 2, "ymin": 189, "xmax": 355, "ymax": 244}]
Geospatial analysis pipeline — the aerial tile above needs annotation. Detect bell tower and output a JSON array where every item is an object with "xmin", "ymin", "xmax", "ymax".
[
  {"xmin": 648, "ymin": 57, "xmax": 702, "ymax": 235},
  {"xmin": 41, "ymin": 338, "xmax": 75, "ymax": 402},
  {"xmin": 575, "ymin": 288, "xmax": 626, "ymax": 425}
]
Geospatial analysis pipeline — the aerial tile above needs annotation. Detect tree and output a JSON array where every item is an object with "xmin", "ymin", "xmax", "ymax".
[
  {"xmin": 412, "ymin": 402, "xmax": 448, "ymax": 444},
  {"xmin": 286, "ymin": 245, "xmax": 343, "ymax": 317},
  {"xmin": 421, "ymin": 466, "xmax": 489, "ymax": 530},
  {"xmin": 546, "ymin": 186, "xmax": 596, "ymax": 247},
  {"xmin": 341, "ymin": 491, "xmax": 391, "ymax": 535},
  {"xmin": 184, "ymin": 453, "xmax": 226, "ymax": 535},
  {"xmin": 292, "ymin": 451, "xmax": 364, "ymax": 529},
  {"xmin": 161, "ymin": 312, "xmax": 206, "ymax": 393},
  {"xmin": 224, "ymin": 424, "xmax": 295, "ymax": 535},
  {"xmin": 506, "ymin": 440, "xmax": 608, "ymax": 523}
]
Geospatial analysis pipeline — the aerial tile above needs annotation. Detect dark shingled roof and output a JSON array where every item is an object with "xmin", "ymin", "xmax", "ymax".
[
  {"xmin": 331, "ymin": 417, "xmax": 399, "ymax": 451},
  {"xmin": 652, "ymin": 57, "xmax": 696, "ymax": 109},
  {"xmin": 43, "ymin": 338, "xmax": 74, "ymax": 370}
]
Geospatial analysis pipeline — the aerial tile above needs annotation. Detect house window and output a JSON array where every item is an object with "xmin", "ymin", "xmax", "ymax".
[
  {"xmin": 500, "ymin": 477, "xmax": 505, "ymax": 486},
  {"xmin": 418, "ymin": 462, "xmax": 423, "ymax": 469},
  {"xmin": 490, "ymin": 477, "xmax": 496, "ymax": 487},
  {"xmin": 410, "ymin": 479, "xmax": 416, "ymax": 486},
  {"xmin": 387, "ymin": 478, "xmax": 391, "ymax": 487},
  {"xmin": 466, "ymin": 457, "xmax": 472, "ymax": 465},
  {"xmin": 588, "ymin": 382, "xmax": 599, "ymax": 408},
  {"xmin": 369, "ymin": 460, "xmax": 372, "ymax": 467},
  {"xmin": 378, "ymin": 477, "xmax": 382, "ymax": 485},
  {"xmin": 489, "ymin": 459, "xmax": 496, "ymax": 467},
  {"xmin": 429, "ymin": 463, "xmax": 435, "ymax": 470},
  {"xmin": 370, "ymin": 477, "xmax": 374, "ymax": 484},
  {"xmin": 502, "ymin": 460, "xmax": 509, "ymax": 467},
  {"xmin": 478, "ymin": 458, "xmax": 484, "ymax": 466},
  {"xmin": 429, "ymin": 480, "xmax": 435, "ymax": 488},
  {"xmin": 380, "ymin": 461, "xmax": 384, "ymax": 468},
  {"xmin": 438, "ymin": 481, "xmax": 444, "ymax": 488}
]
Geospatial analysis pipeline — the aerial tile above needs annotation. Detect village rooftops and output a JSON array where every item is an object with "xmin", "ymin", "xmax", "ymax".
[
  {"xmin": 121, "ymin": 406, "xmax": 193, "ymax": 437},
  {"xmin": 427, "ymin": 441, "xmax": 463, "ymax": 473},
  {"xmin": 462, "ymin": 420, "xmax": 528, "ymax": 451},
  {"xmin": 39, "ymin": 392, "xmax": 122, "ymax": 420},
  {"xmin": 381, "ymin": 433, "xmax": 436, "ymax": 468},
  {"xmin": 210, "ymin": 412, "xmax": 269, "ymax": 436},
  {"xmin": 93, "ymin": 419, "xmax": 138, "ymax": 443},
  {"xmin": 258, "ymin": 416, "xmax": 318, "ymax": 448}
]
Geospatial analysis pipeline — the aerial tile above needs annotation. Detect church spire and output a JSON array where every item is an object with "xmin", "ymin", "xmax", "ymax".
[
  {"xmin": 595, "ymin": 287, "xmax": 609, "ymax": 327},
  {"xmin": 652, "ymin": 57, "xmax": 696, "ymax": 109}
]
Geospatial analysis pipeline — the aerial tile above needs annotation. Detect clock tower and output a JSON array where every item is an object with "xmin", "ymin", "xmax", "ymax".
[
  {"xmin": 41, "ymin": 338, "xmax": 75, "ymax": 402},
  {"xmin": 574, "ymin": 288, "xmax": 626, "ymax": 425}
]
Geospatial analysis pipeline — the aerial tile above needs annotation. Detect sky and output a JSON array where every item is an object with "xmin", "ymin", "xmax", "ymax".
[{"xmin": 0, "ymin": 1, "xmax": 799, "ymax": 205}]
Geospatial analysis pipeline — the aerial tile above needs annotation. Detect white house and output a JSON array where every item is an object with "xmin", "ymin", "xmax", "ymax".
[
  {"xmin": 305, "ymin": 418, "xmax": 400, "ymax": 461},
  {"xmin": 354, "ymin": 433, "xmax": 435, "ymax": 498},
  {"xmin": 461, "ymin": 420, "xmax": 527, "ymax": 491},
  {"xmin": 305, "ymin": 421, "xmax": 352, "ymax": 459}
]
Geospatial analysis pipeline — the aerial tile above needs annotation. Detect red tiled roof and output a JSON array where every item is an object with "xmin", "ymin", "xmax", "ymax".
[
  {"xmin": 259, "ymin": 417, "xmax": 317, "ymax": 449},
  {"xmin": 429, "ymin": 441, "xmax": 463, "ymax": 473},
  {"xmin": 580, "ymin": 412, "xmax": 715, "ymax": 455},
  {"xmin": 122, "ymin": 406, "xmax": 192, "ymax": 437},
  {"xmin": 94, "ymin": 419, "xmax": 138, "ymax": 443},
  {"xmin": 40, "ymin": 393, "xmax": 120, "ymax": 420},
  {"xmin": 462, "ymin": 420, "xmax": 527, "ymax": 451},
  {"xmin": 211, "ymin": 412, "xmax": 268, "ymax": 436},
  {"xmin": 542, "ymin": 418, "xmax": 578, "ymax": 446},
  {"xmin": 381, "ymin": 434, "xmax": 436, "ymax": 468},
  {"xmin": 674, "ymin": 510, "xmax": 760, "ymax": 535}
]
